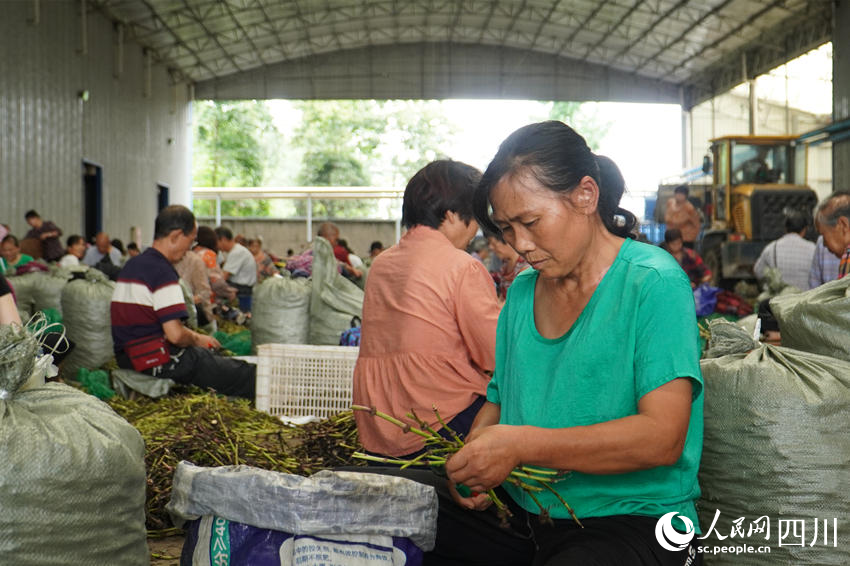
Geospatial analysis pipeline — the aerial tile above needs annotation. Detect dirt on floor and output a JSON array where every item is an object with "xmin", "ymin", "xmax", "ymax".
[{"xmin": 149, "ymin": 535, "xmax": 185, "ymax": 565}]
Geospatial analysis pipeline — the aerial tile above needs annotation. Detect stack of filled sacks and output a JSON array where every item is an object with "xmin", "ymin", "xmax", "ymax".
[
  {"xmin": 251, "ymin": 272, "xmax": 312, "ymax": 348},
  {"xmin": 698, "ymin": 277, "xmax": 850, "ymax": 565},
  {"xmin": 308, "ymin": 237, "xmax": 363, "ymax": 345},
  {"xmin": 60, "ymin": 269, "xmax": 115, "ymax": 378}
]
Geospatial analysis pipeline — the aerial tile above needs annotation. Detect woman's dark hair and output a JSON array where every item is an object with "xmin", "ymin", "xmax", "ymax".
[
  {"xmin": 196, "ymin": 226, "xmax": 219, "ymax": 251},
  {"xmin": 1, "ymin": 234, "xmax": 19, "ymax": 247},
  {"xmin": 401, "ymin": 160, "xmax": 482, "ymax": 229},
  {"xmin": 473, "ymin": 121, "xmax": 637, "ymax": 239},
  {"xmin": 664, "ymin": 228, "xmax": 683, "ymax": 244},
  {"xmin": 66, "ymin": 234, "xmax": 84, "ymax": 247},
  {"xmin": 111, "ymin": 238, "xmax": 125, "ymax": 254}
]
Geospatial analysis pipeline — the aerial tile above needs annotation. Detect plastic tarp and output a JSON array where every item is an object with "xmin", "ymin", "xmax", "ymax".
[
  {"xmin": 251, "ymin": 274, "xmax": 311, "ymax": 348},
  {"xmin": 167, "ymin": 462, "xmax": 438, "ymax": 551},
  {"xmin": 0, "ymin": 325, "xmax": 148, "ymax": 565},
  {"xmin": 60, "ymin": 269, "xmax": 116, "ymax": 378},
  {"xmin": 770, "ymin": 275, "xmax": 850, "ymax": 362},
  {"xmin": 699, "ymin": 322, "xmax": 850, "ymax": 565},
  {"xmin": 309, "ymin": 237, "xmax": 364, "ymax": 345},
  {"xmin": 111, "ymin": 368, "xmax": 175, "ymax": 399}
]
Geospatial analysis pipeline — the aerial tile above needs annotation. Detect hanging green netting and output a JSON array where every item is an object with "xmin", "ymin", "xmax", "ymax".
[
  {"xmin": 213, "ymin": 329, "xmax": 252, "ymax": 356},
  {"xmin": 76, "ymin": 368, "xmax": 116, "ymax": 400}
]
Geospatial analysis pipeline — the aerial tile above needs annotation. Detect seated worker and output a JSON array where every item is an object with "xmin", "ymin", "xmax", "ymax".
[
  {"xmin": 0, "ymin": 235, "xmax": 35, "ymax": 275},
  {"xmin": 363, "ymin": 241, "xmax": 384, "ymax": 268},
  {"xmin": 59, "ymin": 235, "xmax": 87, "ymax": 268},
  {"xmin": 353, "ymin": 160, "xmax": 501, "ymax": 459},
  {"xmin": 215, "ymin": 227, "xmax": 257, "ymax": 312},
  {"xmin": 661, "ymin": 228, "xmax": 712, "ymax": 288},
  {"xmin": 24, "ymin": 210, "xmax": 64, "ymax": 262},
  {"xmin": 814, "ymin": 191, "xmax": 850, "ymax": 279},
  {"xmin": 486, "ymin": 232, "xmax": 530, "ymax": 300},
  {"xmin": 408, "ymin": 122, "xmax": 702, "ymax": 564},
  {"xmin": 126, "ymin": 242, "xmax": 141, "ymax": 258},
  {"xmin": 111, "ymin": 206, "xmax": 255, "ymax": 399},
  {"xmin": 753, "ymin": 209, "xmax": 815, "ymax": 290},
  {"xmin": 663, "ymin": 185, "xmax": 701, "ymax": 248},
  {"xmin": 83, "ymin": 232, "xmax": 123, "ymax": 279}
]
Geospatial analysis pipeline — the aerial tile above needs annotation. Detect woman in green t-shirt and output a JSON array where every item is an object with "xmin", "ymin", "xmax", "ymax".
[
  {"xmin": 1, "ymin": 235, "xmax": 35, "ymax": 276},
  {"xmin": 428, "ymin": 122, "xmax": 704, "ymax": 565}
]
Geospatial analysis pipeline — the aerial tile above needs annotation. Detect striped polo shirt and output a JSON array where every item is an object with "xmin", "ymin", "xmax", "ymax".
[{"xmin": 111, "ymin": 247, "xmax": 187, "ymax": 353}]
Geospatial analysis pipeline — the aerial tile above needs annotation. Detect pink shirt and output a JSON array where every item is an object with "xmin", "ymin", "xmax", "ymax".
[{"xmin": 353, "ymin": 225, "xmax": 501, "ymax": 456}]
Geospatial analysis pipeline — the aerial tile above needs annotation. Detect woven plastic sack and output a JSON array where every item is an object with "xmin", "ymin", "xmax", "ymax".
[
  {"xmin": 167, "ymin": 462, "xmax": 438, "ymax": 551},
  {"xmin": 60, "ymin": 269, "xmax": 116, "ymax": 378},
  {"xmin": 180, "ymin": 278, "xmax": 199, "ymax": 329},
  {"xmin": 770, "ymin": 275, "xmax": 850, "ymax": 362},
  {"xmin": 6, "ymin": 272, "xmax": 41, "ymax": 320},
  {"xmin": 699, "ymin": 323, "xmax": 850, "ymax": 565},
  {"xmin": 251, "ymin": 274, "xmax": 311, "ymax": 348},
  {"xmin": 309, "ymin": 237, "xmax": 364, "ymax": 345},
  {"xmin": 0, "ymin": 325, "xmax": 148, "ymax": 565},
  {"xmin": 32, "ymin": 267, "xmax": 74, "ymax": 316},
  {"xmin": 182, "ymin": 516, "xmax": 425, "ymax": 566}
]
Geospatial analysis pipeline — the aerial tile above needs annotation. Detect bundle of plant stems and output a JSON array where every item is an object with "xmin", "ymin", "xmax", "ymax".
[
  {"xmin": 351, "ymin": 405, "xmax": 581, "ymax": 528},
  {"xmin": 108, "ymin": 390, "xmax": 362, "ymax": 535}
]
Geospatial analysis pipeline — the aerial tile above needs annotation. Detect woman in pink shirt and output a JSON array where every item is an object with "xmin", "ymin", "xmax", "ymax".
[{"xmin": 353, "ymin": 160, "xmax": 501, "ymax": 458}]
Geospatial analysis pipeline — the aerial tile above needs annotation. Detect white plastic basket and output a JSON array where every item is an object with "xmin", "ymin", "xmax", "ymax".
[{"xmin": 255, "ymin": 344, "xmax": 360, "ymax": 420}]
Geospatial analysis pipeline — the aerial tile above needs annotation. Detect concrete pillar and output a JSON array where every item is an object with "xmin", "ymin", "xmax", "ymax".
[{"xmin": 834, "ymin": 0, "xmax": 850, "ymax": 190}]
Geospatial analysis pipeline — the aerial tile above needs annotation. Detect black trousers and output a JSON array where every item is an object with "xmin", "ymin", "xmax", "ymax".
[
  {"xmin": 119, "ymin": 345, "xmax": 256, "ymax": 400},
  {"xmin": 351, "ymin": 468, "xmax": 702, "ymax": 566}
]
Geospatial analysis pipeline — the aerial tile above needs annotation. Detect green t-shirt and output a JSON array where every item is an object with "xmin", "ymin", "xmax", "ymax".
[
  {"xmin": 487, "ymin": 238, "xmax": 703, "ymax": 530},
  {"xmin": 1, "ymin": 254, "xmax": 34, "ymax": 275}
]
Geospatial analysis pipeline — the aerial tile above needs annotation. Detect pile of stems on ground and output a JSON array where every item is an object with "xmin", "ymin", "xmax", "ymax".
[
  {"xmin": 351, "ymin": 405, "xmax": 581, "ymax": 528},
  {"xmin": 108, "ymin": 389, "xmax": 362, "ymax": 536}
]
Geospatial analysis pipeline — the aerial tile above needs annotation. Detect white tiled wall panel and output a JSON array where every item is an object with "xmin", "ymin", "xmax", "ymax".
[{"xmin": 0, "ymin": 1, "xmax": 191, "ymax": 246}]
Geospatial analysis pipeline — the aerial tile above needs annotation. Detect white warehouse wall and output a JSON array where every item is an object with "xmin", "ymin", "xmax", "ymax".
[{"xmin": 0, "ymin": 1, "xmax": 192, "ymax": 246}]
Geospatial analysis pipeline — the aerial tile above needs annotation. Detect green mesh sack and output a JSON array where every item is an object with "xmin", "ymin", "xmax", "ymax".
[
  {"xmin": 0, "ymin": 325, "xmax": 148, "ymax": 565},
  {"xmin": 251, "ymin": 274, "xmax": 311, "ymax": 348},
  {"xmin": 60, "ymin": 270, "xmax": 115, "ymax": 379},
  {"xmin": 77, "ymin": 367, "xmax": 116, "ymax": 400},
  {"xmin": 309, "ymin": 237, "xmax": 364, "ymax": 345},
  {"xmin": 699, "ymin": 323, "xmax": 850, "ymax": 565},
  {"xmin": 214, "ymin": 329, "xmax": 252, "ymax": 356},
  {"xmin": 770, "ymin": 275, "xmax": 850, "ymax": 362}
]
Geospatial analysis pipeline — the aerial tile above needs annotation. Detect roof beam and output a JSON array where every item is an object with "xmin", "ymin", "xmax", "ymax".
[{"xmin": 681, "ymin": 1, "xmax": 831, "ymax": 109}]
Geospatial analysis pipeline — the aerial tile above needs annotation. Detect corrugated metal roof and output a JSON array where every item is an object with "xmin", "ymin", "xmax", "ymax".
[{"xmin": 89, "ymin": 0, "xmax": 832, "ymax": 107}]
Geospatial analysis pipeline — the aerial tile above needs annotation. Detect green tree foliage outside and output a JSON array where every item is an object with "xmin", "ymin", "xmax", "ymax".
[
  {"xmin": 291, "ymin": 100, "xmax": 456, "ymax": 218},
  {"xmin": 192, "ymin": 100, "xmax": 276, "ymax": 217},
  {"xmin": 548, "ymin": 101, "xmax": 610, "ymax": 152},
  {"xmin": 191, "ymin": 99, "xmax": 609, "ymax": 219}
]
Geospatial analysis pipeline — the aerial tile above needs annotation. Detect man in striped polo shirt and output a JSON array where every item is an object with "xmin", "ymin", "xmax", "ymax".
[{"xmin": 111, "ymin": 205, "xmax": 255, "ymax": 399}]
